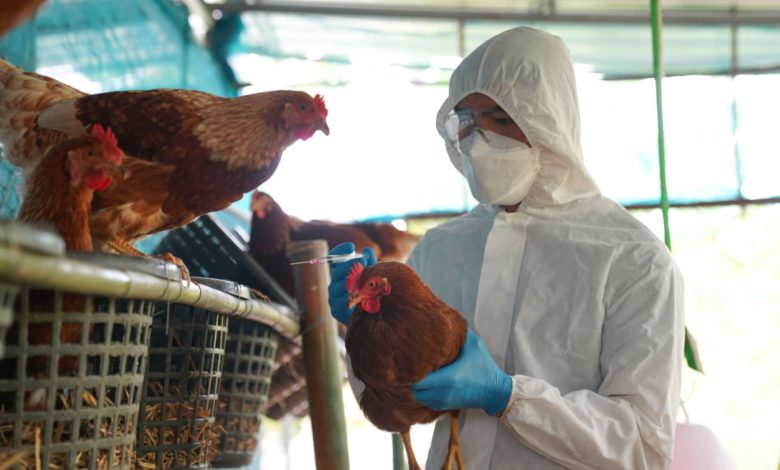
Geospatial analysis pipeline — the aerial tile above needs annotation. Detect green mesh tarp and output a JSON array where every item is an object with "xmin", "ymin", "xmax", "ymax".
[{"xmin": 0, "ymin": 21, "xmax": 35, "ymax": 218}]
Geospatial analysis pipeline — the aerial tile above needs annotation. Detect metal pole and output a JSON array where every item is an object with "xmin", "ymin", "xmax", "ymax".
[
  {"xmin": 729, "ymin": 6, "xmax": 745, "ymax": 200},
  {"xmin": 204, "ymin": 1, "xmax": 780, "ymax": 25},
  {"xmin": 392, "ymin": 433, "xmax": 407, "ymax": 470},
  {"xmin": 288, "ymin": 240, "xmax": 350, "ymax": 470}
]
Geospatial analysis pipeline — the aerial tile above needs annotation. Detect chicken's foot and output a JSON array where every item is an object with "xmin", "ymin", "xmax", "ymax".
[
  {"xmin": 107, "ymin": 239, "xmax": 191, "ymax": 283},
  {"xmin": 401, "ymin": 430, "xmax": 421, "ymax": 470},
  {"xmin": 442, "ymin": 410, "xmax": 464, "ymax": 470}
]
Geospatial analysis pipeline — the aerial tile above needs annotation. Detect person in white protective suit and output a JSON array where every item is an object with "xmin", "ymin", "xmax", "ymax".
[{"xmin": 328, "ymin": 26, "xmax": 685, "ymax": 469}]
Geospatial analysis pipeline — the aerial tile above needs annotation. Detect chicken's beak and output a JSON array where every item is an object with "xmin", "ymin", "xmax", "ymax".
[
  {"xmin": 347, "ymin": 294, "xmax": 362, "ymax": 309},
  {"xmin": 317, "ymin": 118, "xmax": 330, "ymax": 136},
  {"xmin": 113, "ymin": 165, "xmax": 127, "ymax": 180},
  {"xmin": 103, "ymin": 163, "xmax": 126, "ymax": 182}
]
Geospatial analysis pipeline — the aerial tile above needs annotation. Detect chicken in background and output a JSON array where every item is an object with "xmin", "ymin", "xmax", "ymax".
[
  {"xmin": 248, "ymin": 190, "xmax": 420, "ymax": 296},
  {"xmin": 0, "ymin": 58, "xmax": 329, "ymax": 273},
  {"xmin": 248, "ymin": 190, "xmax": 380, "ymax": 296},
  {"xmin": 345, "ymin": 261, "xmax": 468, "ymax": 470},
  {"xmin": 5, "ymin": 124, "xmax": 125, "ymax": 408},
  {"xmin": 350, "ymin": 220, "xmax": 421, "ymax": 263}
]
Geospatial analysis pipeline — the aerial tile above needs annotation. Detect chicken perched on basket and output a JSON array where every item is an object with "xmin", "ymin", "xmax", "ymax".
[
  {"xmin": 0, "ymin": 58, "xmax": 329, "ymax": 276},
  {"xmin": 18, "ymin": 124, "xmax": 125, "ymax": 251},
  {"xmin": 8, "ymin": 124, "xmax": 126, "ymax": 397}
]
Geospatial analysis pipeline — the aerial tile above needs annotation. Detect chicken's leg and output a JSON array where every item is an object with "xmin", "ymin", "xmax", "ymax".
[
  {"xmin": 442, "ymin": 410, "xmax": 464, "ymax": 470},
  {"xmin": 401, "ymin": 430, "xmax": 421, "ymax": 470}
]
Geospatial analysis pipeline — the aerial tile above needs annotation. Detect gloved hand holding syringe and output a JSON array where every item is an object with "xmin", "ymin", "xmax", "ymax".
[{"xmin": 289, "ymin": 251, "xmax": 367, "ymax": 266}]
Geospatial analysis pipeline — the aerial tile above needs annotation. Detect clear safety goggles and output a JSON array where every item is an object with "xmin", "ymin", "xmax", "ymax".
[{"xmin": 443, "ymin": 107, "xmax": 517, "ymax": 148}]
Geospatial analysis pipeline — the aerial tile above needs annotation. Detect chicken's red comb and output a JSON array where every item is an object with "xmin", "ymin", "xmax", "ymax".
[
  {"xmin": 346, "ymin": 262, "xmax": 364, "ymax": 294},
  {"xmin": 90, "ymin": 124, "xmax": 122, "ymax": 163},
  {"xmin": 314, "ymin": 94, "xmax": 328, "ymax": 118}
]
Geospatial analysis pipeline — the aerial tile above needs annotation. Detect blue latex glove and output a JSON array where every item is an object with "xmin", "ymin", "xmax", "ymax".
[
  {"xmin": 412, "ymin": 330, "xmax": 513, "ymax": 416},
  {"xmin": 327, "ymin": 242, "xmax": 377, "ymax": 325}
]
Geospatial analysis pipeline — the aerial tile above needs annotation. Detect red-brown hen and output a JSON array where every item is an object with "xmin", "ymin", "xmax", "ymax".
[
  {"xmin": 0, "ymin": 58, "xmax": 329, "ymax": 265},
  {"xmin": 345, "ymin": 261, "xmax": 467, "ymax": 470}
]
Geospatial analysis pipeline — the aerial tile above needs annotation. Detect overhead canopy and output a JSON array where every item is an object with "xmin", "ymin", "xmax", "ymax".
[{"xmin": 205, "ymin": 0, "xmax": 780, "ymax": 81}]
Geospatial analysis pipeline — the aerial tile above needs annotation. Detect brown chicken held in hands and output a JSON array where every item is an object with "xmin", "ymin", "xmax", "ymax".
[
  {"xmin": 345, "ymin": 261, "xmax": 468, "ymax": 470},
  {"xmin": 0, "ymin": 58, "xmax": 329, "ymax": 269}
]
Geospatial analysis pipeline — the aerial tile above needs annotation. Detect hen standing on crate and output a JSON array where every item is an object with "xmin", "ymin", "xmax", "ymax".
[{"xmin": 0, "ymin": 57, "xmax": 330, "ymax": 280}]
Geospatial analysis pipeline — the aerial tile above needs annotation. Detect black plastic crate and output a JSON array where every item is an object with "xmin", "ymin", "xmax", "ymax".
[{"xmin": 154, "ymin": 215, "xmax": 296, "ymax": 310}]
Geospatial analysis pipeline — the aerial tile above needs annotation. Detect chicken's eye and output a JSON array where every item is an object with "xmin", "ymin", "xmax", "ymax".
[
  {"xmin": 298, "ymin": 103, "xmax": 308, "ymax": 112},
  {"xmin": 367, "ymin": 280, "xmax": 376, "ymax": 288}
]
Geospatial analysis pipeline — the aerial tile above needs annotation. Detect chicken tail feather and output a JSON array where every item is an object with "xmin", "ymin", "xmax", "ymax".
[{"xmin": 0, "ymin": 58, "xmax": 85, "ymax": 168}]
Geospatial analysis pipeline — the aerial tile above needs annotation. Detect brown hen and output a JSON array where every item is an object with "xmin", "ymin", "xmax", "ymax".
[
  {"xmin": 11, "ymin": 124, "xmax": 125, "ymax": 406},
  {"xmin": 345, "ymin": 261, "xmax": 468, "ymax": 470},
  {"xmin": 0, "ymin": 58, "xmax": 329, "ymax": 266},
  {"xmin": 248, "ymin": 190, "xmax": 380, "ymax": 296}
]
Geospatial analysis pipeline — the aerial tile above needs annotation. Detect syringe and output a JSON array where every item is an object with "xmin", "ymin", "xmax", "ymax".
[{"xmin": 289, "ymin": 252, "xmax": 366, "ymax": 266}]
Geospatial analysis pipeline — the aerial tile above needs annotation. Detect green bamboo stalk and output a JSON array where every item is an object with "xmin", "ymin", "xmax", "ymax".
[
  {"xmin": 650, "ymin": 0, "xmax": 702, "ymax": 373},
  {"xmin": 650, "ymin": 0, "xmax": 672, "ymax": 251}
]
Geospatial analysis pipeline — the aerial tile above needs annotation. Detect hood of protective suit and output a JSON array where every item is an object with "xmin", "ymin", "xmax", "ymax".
[{"xmin": 437, "ymin": 27, "xmax": 600, "ymax": 208}]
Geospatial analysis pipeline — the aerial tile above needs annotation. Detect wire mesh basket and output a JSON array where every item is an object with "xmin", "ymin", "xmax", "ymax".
[
  {"xmin": 0, "ymin": 288, "xmax": 154, "ymax": 469},
  {"xmin": 0, "ymin": 221, "xmax": 67, "ymax": 359},
  {"xmin": 212, "ymin": 314, "xmax": 279, "ymax": 468},
  {"xmin": 135, "ymin": 291, "xmax": 228, "ymax": 470}
]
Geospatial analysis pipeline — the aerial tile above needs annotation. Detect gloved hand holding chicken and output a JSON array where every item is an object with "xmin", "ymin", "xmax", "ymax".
[{"xmin": 412, "ymin": 330, "xmax": 513, "ymax": 416}]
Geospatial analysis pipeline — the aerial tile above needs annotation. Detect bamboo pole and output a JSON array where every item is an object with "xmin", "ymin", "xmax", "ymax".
[
  {"xmin": 649, "ymin": 0, "xmax": 702, "ymax": 373},
  {"xmin": 288, "ymin": 240, "xmax": 350, "ymax": 470},
  {"xmin": 0, "ymin": 229, "xmax": 299, "ymax": 338}
]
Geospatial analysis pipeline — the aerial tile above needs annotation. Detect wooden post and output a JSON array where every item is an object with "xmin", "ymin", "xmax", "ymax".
[{"xmin": 288, "ymin": 240, "xmax": 350, "ymax": 470}]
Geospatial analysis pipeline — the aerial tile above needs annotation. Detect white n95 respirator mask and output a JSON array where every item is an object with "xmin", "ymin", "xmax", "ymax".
[{"xmin": 458, "ymin": 130, "xmax": 541, "ymax": 206}]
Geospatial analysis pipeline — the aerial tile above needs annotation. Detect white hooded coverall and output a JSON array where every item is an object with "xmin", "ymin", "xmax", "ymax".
[{"xmin": 351, "ymin": 27, "xmax": 684, "ymax": 469}]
